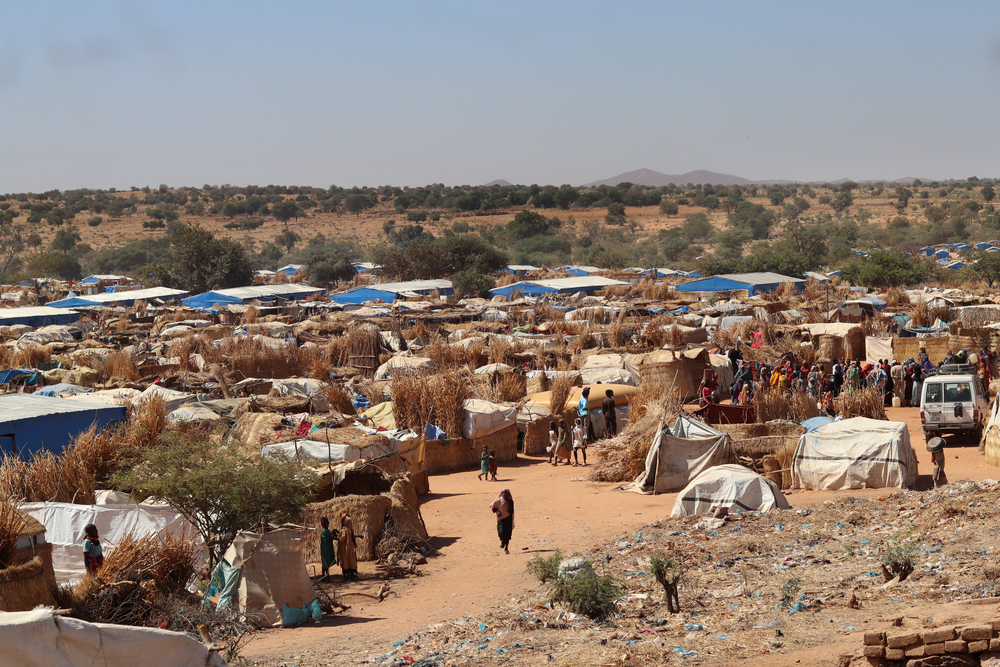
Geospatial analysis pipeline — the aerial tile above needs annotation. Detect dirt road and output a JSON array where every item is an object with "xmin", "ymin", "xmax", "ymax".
[{"xmin": 243, "ymin": 405, "xmax": 1000, "ymax": 665}]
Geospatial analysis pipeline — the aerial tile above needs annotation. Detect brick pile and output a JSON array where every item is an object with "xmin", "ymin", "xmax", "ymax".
[{"xmin": 864, "ymin": 621, "xmax": 1000, "ymax": 661}]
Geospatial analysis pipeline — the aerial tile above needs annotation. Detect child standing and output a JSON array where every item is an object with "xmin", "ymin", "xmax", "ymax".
[
  {"xmin": 478, "ymin": 444, "xmax": 489, "ymax": 481},
  {"xmin": 488, "ymin": 449, "xmax": 498, "ymax": 481},
  {"xmin": 572, "ymin": 417, "xmax": 588, "ymax": 466},
  {"xmin": 83, "ymin": 524, "xmax": 104, "ymax": 576}
]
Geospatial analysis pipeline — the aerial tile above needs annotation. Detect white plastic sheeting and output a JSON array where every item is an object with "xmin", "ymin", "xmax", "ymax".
[
  {"xmin": 461, "ymin": 399, "xmax": 517, "ymax": 439},
  {"xmin": 261, "ymin": 437, "xmax": 397, "ymax": 463},
  {"xmin": 630, "ymin": 415, "xmax": 734, "ymax": 494},
  {"xmin": 20, "ymin": 502, "xmax": 199, "ymax": 582},
  {"xmin": 670, "ymin": 464, "xmax": 790, "ymax": 517},
  {"xmin": 374, "ymin": 356, "xmax": 435, "ymax": 380},
  {"xmin": 791, "ymin": 417, "xmax": 918, "ymax": 490},
  {"xmin": 0, "ymin": 608, "xmax": 225, "ymax": 667}
]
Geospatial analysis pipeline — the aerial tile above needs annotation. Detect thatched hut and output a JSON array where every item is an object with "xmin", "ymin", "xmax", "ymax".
[{"xmin": 0, "ymin": 508, "xmax": 56, "ymax": 612}]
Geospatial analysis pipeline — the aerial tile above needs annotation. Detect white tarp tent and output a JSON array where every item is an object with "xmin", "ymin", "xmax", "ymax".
[
  {"xmin": 0, "ymin": 607, "xmax": 225, "ymax": 667},
  {"xmin": 19, "ymin": 502, "xmax": 198, "ymax": 582},
  {"xmin": 629, "ymin": 415, "xmax": 734, "ymax": 494},
  {"xmin": 865, "ymin": 336, "xmax": 893, "ymax": 363},
  {"xmin": 374, "ymin": 355, "xmax": 435, "ymax": 380},
  {"xmin": 221, "ymin": 529, "xmax": 315, "ymax": 627},
  {"xmin": 261, "ymin": 437, "xmax": 397, "ymax": 463},
  {"xmin": 462, "ymin": 399, "xmax": 517, "ymax": 439},
  {"xmin": 670, "ymin": 464, "xmax": 790, "ymax": 517},
  {"xmin": 791, "ymin": 417, "xmax": 918, "ymax": 490}
]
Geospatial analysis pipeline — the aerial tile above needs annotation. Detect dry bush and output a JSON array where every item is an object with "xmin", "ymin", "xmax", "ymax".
[
  {"xmin": 105, "ymin": 351, "xmax": 140, "ymax": 381},
  {"xmin": 202, "ymin": 335, "xmax": 306, "ymax": 379},
  {"xmin": 533, "ymin": 302, "xmax": 565, "ymax": 325},
  {"xmin": 603, "ymin": 284, "xmax": 633, "ymax": 298},
  {"xmin": 424, "ymin": 338, "xmax": 467, "ymax": 371},
  {"xmin": 639, "ymin": 278, "xmax": 674, "ymax": 301},
  {"xmin": 495, "ymin": 273, "xmax": 518, "ymax": 287},
  {"xmin": 834, "ymin": 385, "xmax": 887, "ymax": 420},
  {"xmin": 752, "ymin": 386, "xmax": 822, "ymax": 424},
  {"xmin": 605, "ymin": 321, "xmax": 627, "ymax": 348},
  {"xmin": 626, "ymin": 378, "xmax": 672, "ymax": 429},
  {"xmin": 169, "ymin": 334, "xmax": 198, "ymax": 373},
  {"xmin": 125, "ymin": 394, "xmax": 168, "ymax": 452},
  {"xmin": 359, "ymin": 378, "xmax": 388, "ymax": 406},
  {"xmin": 465, "ymin": 338, "xmax": 487, "ymax": 369},
  {"xmin": 549, "ymin": 373, "xmax": 575, "ymax": 417},
  {"xmin": 587, "ymin": 430, "xmax": 652, "ymax": 483},
  {"xmin": 910, "ymin": 301, "xmax": 930, "ymax": 328},
  {"xmin": 242, "ymin": 306, "xmax": 260, "ymax": 323},
  {"xmin": 430, "ymin": 371, "xmax": 469, "ymax": 438},
  {"xmin": 13, "ymin": 344, "xmax": 50, "ymax": 368},
  {"xmin": 0, "ymin": 504, "xmax": 28, "ymax": 568},
  {"xmin": 476, "ymin": 370, "xmax": 527, "ymax": 403},
  {"xmin": 324, "ymin": 384, "xmax": 356, "ymax": 415},
  {"xmin": 802, "ymin": 278, "xmax": 823, "ymax": 302},
  {"xmin": 885, "ymin": 287, "xmax": 910, "ymax": 308},
  {"xmin": 488, "ymin": 337, "xmax": 525, "ymax": 365},
  {"xmin": 391, "ymin": 373, "xmax": 434, "ymax": 432},
  {"xmin": 402, "ymin": 320, "xmax": 431, "ymax": 341}
]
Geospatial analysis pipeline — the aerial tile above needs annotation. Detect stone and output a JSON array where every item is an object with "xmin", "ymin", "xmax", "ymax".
[
  {"xmin": 983, "ymin": 651, "xmax": 1000, "ymax": 667},
  {"xmin": 864, "ymin": 631, "xmax": 887, "ymax": 646},
  {"xmin": 925, "ymin": 643, "xmax": 946, "ymax": 655},
  {"xmin": 991, "ymin": 620, "xmax": 1000, "ymax": 631},
  {"xmin": 885, "ymin": 648, "xmax": 905, "ymax": 660},
  {"xmin": 945, "ymin": 640, "xmax": 968, "ymax": 653},
  {"xmin": 909, "ymin": 655, "xmax": 981, "ymax": 666},
  {"xmin": 992, "ymin": 639, "xmax": 1000, "ymax": 651},
  {"xmin": 906, "ymin": 646, "xmax": 927, "ymax": 658},
  {"xmin": 923, "ymin": 627, "xmax": 956, "ymax": 644},
  {"xmin": 969, "ymin": 640, "xmax": 990, "ymax": 653},
  {"xmin": 887, "ymin": 632, "xmax": 921, "ymax": 649},
  {"xmin": 960, "ymin": 625, "xmax": 993, "ymax": 642},
  {"xmin": 863, "ymin": 645, "xmax": 885, "ymax": 659}
]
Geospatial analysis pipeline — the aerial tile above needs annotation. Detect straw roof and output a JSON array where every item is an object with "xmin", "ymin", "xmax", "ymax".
[{"xmin": 13, "ymin": 507, "xmax": 44, "ymax": 538}]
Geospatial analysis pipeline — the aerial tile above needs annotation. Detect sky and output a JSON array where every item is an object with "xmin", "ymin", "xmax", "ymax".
[{"xmin": 1, "ymin": 1, "xmax": 999, "ymax": 192}]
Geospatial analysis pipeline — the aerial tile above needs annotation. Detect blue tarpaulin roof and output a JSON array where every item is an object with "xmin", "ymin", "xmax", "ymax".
[
  {"xmin": 0, "ymin": 306, "xmax": 81, "ymax": 327},
  {"xmin": 801, "ymin": 416, "xmax": 834, "ymax": 432},
  {"xmin": 0, "ymin": 369, "xmax": 32, "ymax": 384},
  {"xmin": 0, "ymin": 394, "xmax": 127, "ymax": 459},
  {"xmin": 182, "ymin": 284, "xmax": 323, "ymax": 308},
  {"xmin": 35, "ymin": 383, "xmax": 93, "ymax": 397}
]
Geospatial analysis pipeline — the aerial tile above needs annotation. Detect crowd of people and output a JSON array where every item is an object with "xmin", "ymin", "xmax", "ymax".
[{"xmin": 701, "ymin": 341, "xmax": 997, "ymax": 415}]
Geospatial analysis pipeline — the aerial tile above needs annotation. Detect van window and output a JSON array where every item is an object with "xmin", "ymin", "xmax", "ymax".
[
  {"xmin": 924, "ymin": 383, "xmax": 942, "ymax": 403},
  {"xmin": 943, "ymin": 382, "xmax": 972, "ymax": 402}
]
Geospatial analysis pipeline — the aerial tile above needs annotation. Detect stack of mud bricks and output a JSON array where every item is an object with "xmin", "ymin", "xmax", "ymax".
[{"xmin": 863, "ymin": 621, "xmax": 1000, "ymax": 661}]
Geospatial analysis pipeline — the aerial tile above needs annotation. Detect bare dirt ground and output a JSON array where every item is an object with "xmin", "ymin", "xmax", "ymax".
[{"xmin": 241, "ymin": 405, "xmax": 1000, "ymax": 667}]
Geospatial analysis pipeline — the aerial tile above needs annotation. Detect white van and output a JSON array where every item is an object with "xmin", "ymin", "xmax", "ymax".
[{"xmin": 920, "ymin": 370, "xmax": 989, "ymax": 440}]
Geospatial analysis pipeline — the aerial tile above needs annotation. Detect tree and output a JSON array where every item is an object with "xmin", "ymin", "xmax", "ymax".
[
  {"xmin": 714, "ymin": 228, "xmax": 749, "ymax": 261},
  {"xmin": 680, "ymin": 212, "xmax": 713, "ymax": 240},
  {"xmin": 343, "ymin": 194, "xmax": 372, "ymax": 217},
  {"xmin": 112, "ymin": 429, "xmax": 317, "ymax": 566},
  {"xmin": 605, "ymin": 202, "xmax": 626, "ymax": 226},
  {"xmin": 167, "ymin": 224, "xmax": 254, "ymax": 293},
  {"xmin": 271, "ymin": 200, "xmax": 301, "ymax": 226},
  {"xmin": 984, "ymin": 186, "xmax": 996, "ymax": 203},
  {"xmin": 659, "ymin": 199, "xmax": 679, "ymax": 217},
  {"xmin": 24, "ymin": 251, "xmax": 82, "ymax": 281},
  {"xmin": 305, "ymin": 253, "xmax": 356, "ymax": 286},
  {"xmin": 451, "ymin": 268, "xmax": 496, "ymax": 298},
  {"xmin": 0, "ymin": 220, "xmax": 26, "ymax": 273},
  {"xmin": 970, "ymin": 251, "xmax": 1000, "ymax": 287},
  {"xmin": 50, "ymin": 226, "xmax": 81, "ymax": 254},
  {"xmin": 840, "ymin": 249, "xmax": 925, "ymax": 288},
  {"xmin": 275, "ymin": 229, "xmax": 300, "ymax": 252},
  {"xmin": 553, "ymin": 187, "xmax": 579, "ymax": 210},
  {"xmin": 507, "ymin": 210, "xmax": 552, "ymax": 240},
  {"xmin": 831, "ymin": 191, "xmax": 853, "ymax": 213},
  {"xmin": 727, "ymin": 201, "xmax": 776, "ymax": 240}
]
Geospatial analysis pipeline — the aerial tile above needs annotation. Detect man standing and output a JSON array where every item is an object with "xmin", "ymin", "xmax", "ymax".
[
  {"xmin": 601, "ymin": 389, "xmax": 617, "ymax": 438},
  {"xmin": 578, "ymin": 387, "xmax": 593, "ymax": 443}
]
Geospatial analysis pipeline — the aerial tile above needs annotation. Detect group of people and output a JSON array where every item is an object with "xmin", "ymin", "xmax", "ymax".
[
  {"xmin": 544, "ymin": 387, "xmax": 619, "ymax": 467},
  {"xmin": 319, "ymin": 512, "xmax": 360, "ymax": 582}
]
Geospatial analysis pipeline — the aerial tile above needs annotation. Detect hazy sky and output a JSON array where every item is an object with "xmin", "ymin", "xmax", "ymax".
[{"xmin": 2, "ymin": 1, "xmax": 999, "ymax": 192}]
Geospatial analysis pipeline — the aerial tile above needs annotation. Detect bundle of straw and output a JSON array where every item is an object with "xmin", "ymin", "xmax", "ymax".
[
  {"xmin": 431, "ymin": 371, "xmax": 469, "ymax": 439},
  {"xmin": 390, "ymin": 373, "xmax": 434, "ymax": 432},
  {"xmin": 833, "ymin": 385, "xmax": 887, "ymax": 420},
  {"xmin": 475, "ymin": 370, "xmax": 527, "ymax": 403},
  {"xmin": 0, "ymin": 504, "xmax": 28, "ymax": 569},
  {"xmin": 587, "ymin": 430, "xmax": 653, "ymax": 483},
  {"xmin": 324, "ymin": 384, "xmax": 357, "ymax": 415},
  {"xmin": 346, "ymin": 324, "xmax": 382, "ymax": 377},
  {"xmin": 548, "ymin": 374, "xmax": 575, "ymax": 418}
]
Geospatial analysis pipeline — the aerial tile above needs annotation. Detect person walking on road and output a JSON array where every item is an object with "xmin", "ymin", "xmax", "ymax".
[{"xmin": 490, "ymin": 488, "xmax": 515, "ymax": 554}]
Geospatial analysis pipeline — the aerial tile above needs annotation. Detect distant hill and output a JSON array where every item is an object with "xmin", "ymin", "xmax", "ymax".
[
  {"xmin": 583, "ymin": 169, "xmax": 754, "ymax": 188},
  {"xmin": 483, "ymin": 179, "xmax": 513, "ymax": 187}
]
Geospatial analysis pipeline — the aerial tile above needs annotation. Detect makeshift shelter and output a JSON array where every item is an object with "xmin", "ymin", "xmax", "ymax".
[
  {"xmin": 329, "ymin": 279, "xmax": 454, "ymax": 304},
  {"xmin": 462, "ymin": 399, "xmax": 517, "ymax": 439},
  {"xmin": 714, "ymin": 421, "xmax": 806, "ymax": 489},
  {"xmin": 625, "ymin": 348, "xmax": 711, "ymax": 400},
  {"xmin": 374, "ymin": 355, "xmax": 435, "ymax": 380},
  {"xmin": 0, "ymin": 306, "xmax": 81, "ymax": 328},
  {"xmin": 797, "ymin": 322, "xmax": 865, "ymax": 362},
  {"xmin": 0, "ymin": 607, "xmax": 226, "ymax": 667},
  {"xmin": 670, "ymin": 464, "xmax": 790, "ymax": 518},
  {"xmin": 0, "ymin": 507, "xmax": 56, "ymax": 612},
  {"xmin": 47, "ymin": 286, "xmax": 189, "ymax": 308},
  {"xmin": 489, "ymin": 276, "xmax": 628, "ymax": 299},
  {"xmin": 0, "ymin": 394, "xmax": 127, "ymax": 459},
  {"xmin": 629, "ymin": 415, "xmax": 734, "ymax": 494},
  {"xmin": 791, "ymin": 417, "xmax": 918, "ymax": 490},
  {"xmin": 216, "ymin": 528, "xmax": 316, "ymax": 627},
  {"xmin": 182, "ymin": 284, "xmax": 323, "ymax": 308},
  {"xmin": 676, "ymin": 272, "xmax": 804, "ymax": 296}
]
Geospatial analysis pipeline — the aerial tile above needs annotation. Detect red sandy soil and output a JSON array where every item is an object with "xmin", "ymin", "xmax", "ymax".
[{"xmin": 242, "ymin": 405, "xmax": 1000, "ymax": 666}]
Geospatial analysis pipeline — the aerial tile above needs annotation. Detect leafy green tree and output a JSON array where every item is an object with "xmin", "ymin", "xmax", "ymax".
[
  {"xmin": 681, "ymin": 212, "xmax": 713, "ymax": 240},
  {"xmin": 661, "ymin": 236, "xmax": 690, "ymax": 262},
  {"xmin": 259, "ymin": 242, "xmax": 284, "ymax": 265},
  {"xmin": 50, "ymin": 226, "xmax": 81, "ymax": 254},
  {"xmin": 970, "ymin": 251, "xmax": 1000, "ymax": 287},
  {"xmin": 659, "ymin": 199, "xmax": 679, "ymax": 217},
  {"xmin": 271, "ymin": 200, "xmax": 301, "ymax": 226},
  {"xmin": 840, "ymin": 249, "xmax": 925, "ymax": 288},
  {"xmin": 111, "ymin": 429, "xmax": 317, "ymax": 566},
  {"xmin": 983, "ymin": 186, "xmax": 995, "ymax": 203},
  {"xmin": 605, "ymin": 202, "xmax": 626, "ymax": 226},
  {"xmin": 305, "ymin": 252, "xmax": 356, "ymax": 286},
  {"xmin": 0, "ymin": 220, "xmax": 26, "ymax": 274},
  {"xmin": 507, "ymin": 210, "xmax": 553, "ymax": 240},
  {"xmin": 24, "ymin": 251, "xmax": 83, "ymax": 281},
  {"xmin": 166, "ymin": 224, "xmax": 254, "ymax": 293},
  {"xmin": 275, "ymin": 229, "xmax": 300, "ymax": 252},
  {"xmin": 530, "ymin": 189, "xmax": 557, "ymax": 209},
  {"xmin": 343, "ymin": 194, "xmax": 373, "ymax": 217},
  {"xmin": 451, "ymin": 268, "xmax": 496, "ymax": 298},
  {"xmin": 714, "ymin": 228, "xmax": 750, "ymax": 261},
  {"xmin": 553, "ymin": 187, "xmax": 579, "ymax": 210},
  {"xmin": 727, "ymin": 201, "xmax": 776, "ymax": 240},
  {"xmin": 831, "ymin": 191, "xmax": 853, "ymax": 213}
]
